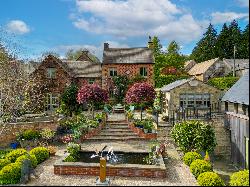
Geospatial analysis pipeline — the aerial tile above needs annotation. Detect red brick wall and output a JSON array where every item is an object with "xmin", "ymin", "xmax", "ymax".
[
  {"xmin": 54, "ymin": 164, "xmax": 166, "ymax": 178},
  {"xmin": 102, "ymin": 64, "xmax": 154, "ymax": 89},
  {"xmin": 76, "ymin": 77, "xmax": 102, "ymax": 88},
  {"xmin": 128, "ymin": 123, "xmax": 157, "ymax": 139}
]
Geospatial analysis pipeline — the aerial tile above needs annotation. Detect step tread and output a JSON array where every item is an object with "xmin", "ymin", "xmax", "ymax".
[
  {"xmin": 99, "ymin": 133, "xmax": 137, "ymax": 136},
  {"xmin": 87, "ymin": 137, "xmax": 145, "ymax": 140}
]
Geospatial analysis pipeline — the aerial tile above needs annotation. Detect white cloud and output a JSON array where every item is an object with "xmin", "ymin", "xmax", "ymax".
[
  {"xmin": 52, "ymin": 41, "xmax": 129, "ymax": 60},
  {"xmin": 72, "ymin": 0, "xmax": 205, "ymax": 43},
  {"xmin": 236, "ymin": 0, "xmax": 249, "ymax": 8},
  {"xmin": 211, "ymin": 12, "xmax": 249, "ymax": 24},
  {"xmin": 6, "ymin": 20, "xmax": 30, "ymax": 35}
]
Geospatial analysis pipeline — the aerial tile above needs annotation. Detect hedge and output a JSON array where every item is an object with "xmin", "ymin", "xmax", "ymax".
[
  {"xmin": 183, "ymin": 152, "xmax": 203, "ymax": 166},
  {"xmin": 197, "ymin": 171, "xmax": 225, "ymax": 186},
  {"xmin": 207, "ymin": 77, "xmax": 239, "ymax": 90},
  {"xmin": 190, "ymin": 159, "xmax": 213, "ymax": 178},
  {"xmin": 229, "ymin": 170, "xmax": 249, "ymax": 186}
]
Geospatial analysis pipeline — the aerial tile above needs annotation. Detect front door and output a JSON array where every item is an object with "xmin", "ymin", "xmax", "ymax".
[{"xmin": 45, "ymin": 93, "xmax": 59, "ymax": 111}]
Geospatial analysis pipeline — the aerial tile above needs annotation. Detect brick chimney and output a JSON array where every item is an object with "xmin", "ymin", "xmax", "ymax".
[{"xmin": 104, "ymin": 43, "xmax": 109, "ymax": 50}]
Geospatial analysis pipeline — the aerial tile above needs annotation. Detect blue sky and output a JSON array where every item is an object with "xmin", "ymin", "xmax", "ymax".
[{"xmin": 0, "ymin": 0, "xmax": 249, "ymax": 61}]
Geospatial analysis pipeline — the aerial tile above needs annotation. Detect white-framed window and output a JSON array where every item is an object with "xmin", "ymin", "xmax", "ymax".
[
  {"xmin": 47, "ymin": 68, "xmax": 56, "ymax": 79},
  {"xmin": 140, "ymin": 67, "xmax": 148, "ymax": 77},
  {"xmin": 45, "ymin": 93, "xmax": 59, "ymax": 111},
  {"xmin": 180, "ymin": 93, "xmax": 211, "ymax": 108},
  {"xmin": 89, "ymin": 78, "xmax": 95, "ymax": 84},
  {"xmin": 109, "ymin": 68, "xmax": 117, "ymax": 77}
]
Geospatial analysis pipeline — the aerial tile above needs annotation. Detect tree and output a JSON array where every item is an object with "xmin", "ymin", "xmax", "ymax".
[
  {"xmin": 152, "ymin": 36, "xmax": 163, "ymax": 56},
  {"xmin": 65, "ymin": 49, "xmax": 100, "ymax": 63},
  {"xmin": 112, "ymin": 75, "xmax": 130, "ymax": 104},
  {"xmin": 167, "ymin": 41, "xmax": 180, "ymax": 55},
  {"xmin": 215, "ymin": 23, "xmax": 230, "ymax": 59},
  {"xmin": 125, "ymin": 82, "xmax": 156, "ymax": 120},
  {"xmin": 191, "ymin": 23, "xmax": 218, "ymax": 62},
  {"xmin": 60, "ymin": 83, "xmax": 82, "ymax": 117},
  {"xmin": 77, "ymin": 83, "xmax": 109, "ymax": 119},
  {"xmin": 239, "ymin": 24, "xmax": 249, "ymax": 59}
]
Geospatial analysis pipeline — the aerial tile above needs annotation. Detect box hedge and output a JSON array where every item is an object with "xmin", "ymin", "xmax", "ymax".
[
  {"xmin": 190, "ymin": 159, "xmax": 213, "ymax": 178},
  {"xmin": 15, "ymin": 154, "xmax": 38, "ymax": 168},
  {"xmin": 183, "ymin": 151, "xmax": 203, "ymax": 166},
  {"xmin": 0, "ymin": 162, "xmax": 22, "ymax": 185},
  {"xmin": 229, "ymin": 170, "xmax": 249, "ymax": 186},
  {"xmin": 197, "ymin": 171, "xmax": 225, "ymax": 186},
  {"xmin": 5, "ymin": 149, "xmax": 28, "ymax": 163},
  {"xmin": 29, "ymin": 147, "xmax": 49, "ymax": 164}
]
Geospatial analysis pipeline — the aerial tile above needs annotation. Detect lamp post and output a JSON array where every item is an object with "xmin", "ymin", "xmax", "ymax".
[{"xmin": 233, "ymin": 45, "xmax": 237, "ymax": 77}]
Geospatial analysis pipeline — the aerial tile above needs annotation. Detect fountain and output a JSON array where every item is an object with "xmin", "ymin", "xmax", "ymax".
[{"xmin": 90, "ymin": 145, "xmax": 118, "ymax": 186}]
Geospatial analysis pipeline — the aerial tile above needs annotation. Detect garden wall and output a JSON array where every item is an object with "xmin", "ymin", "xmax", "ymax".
[{"xmin": 0, "ymin": 121, "xmax": 58, "ymax": 147}]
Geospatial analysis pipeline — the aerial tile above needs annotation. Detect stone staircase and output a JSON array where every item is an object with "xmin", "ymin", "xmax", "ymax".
[{"xmin": 87, "ymin": 121, "xmax": 145, "ymax": 141}]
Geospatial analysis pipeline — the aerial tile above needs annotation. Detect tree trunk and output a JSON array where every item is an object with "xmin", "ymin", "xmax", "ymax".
[{"xmin": 141, "ymin": 106, "xmax": 143, "ymax": 120}]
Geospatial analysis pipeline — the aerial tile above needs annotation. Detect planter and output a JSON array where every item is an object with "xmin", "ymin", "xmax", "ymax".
[
  {"xmin": 10, "ymin": 142, "xmax": 19, "ymax": 149},
  {"xmin": 151, "ymin": 129, "xmax": 156, "ymax": 133},
  {"xmin": 143, "ymin": 129, "xmax": 148, "ymax": 133}
]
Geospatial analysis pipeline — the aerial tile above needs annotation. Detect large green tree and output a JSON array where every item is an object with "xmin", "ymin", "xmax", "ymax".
[
  {"xmin": 191, "ymin": 23, "xmax": 218, "ymax": 63},
  {"xmin": 239, "ymin": 24, "xmax": 249, "ymax": 59}
]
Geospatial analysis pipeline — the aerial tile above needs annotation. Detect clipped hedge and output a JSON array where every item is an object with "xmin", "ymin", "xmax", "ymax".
[
  {"xmin": 15, "ymin": 154, "xmax": 38, "ymax": 168},
  {"xmin": 0, "ymin": 159, "xmax": 11, "ymax": 170},
  {"xmin": 5, "ymin": 149, "xmax": 28, "ymax": 163},
  {"xmin": 229, "ymin": 170, "xmax": 249, "ymax": 186},
  {"xmin": 155, "ymin": 74, "xmax": 190, "ymax": 88},
  {"xmin": 190, "ymin": 159, "xmax": 213, "ymax": 178},
  {"xmin": 0, "ymin": 162, "xmax": 22, "ymax": 185},
  {"xmin": 207, "ymin": 77, "xmax": 239, "ymax": 90},
  {"xmin": 183, "ymin": 152, "xmax": 203, "ymax": 166},
  {"xmin": 29, "ymin": 147, "xmax": 49, "ymax": 164},
  {"xmin": 197, "ymin": 172, "xmax": 225, "ymax": 186}
]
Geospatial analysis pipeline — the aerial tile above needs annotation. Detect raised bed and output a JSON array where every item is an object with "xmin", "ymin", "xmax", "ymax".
[{"xmin": 128, "ymin": 123, "xmax": 157, "ymax": 139}]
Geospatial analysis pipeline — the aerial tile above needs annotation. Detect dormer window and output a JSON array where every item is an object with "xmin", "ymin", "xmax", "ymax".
[{"xmin": 47, "ymin": 68, "xmax": 56, "ymax": 79}]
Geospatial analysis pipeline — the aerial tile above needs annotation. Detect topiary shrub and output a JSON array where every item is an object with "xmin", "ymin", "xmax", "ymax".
[
  {"xmin": 15, "ymin": 154, "xmax": 38, "ymax": 168},
  {"xmin": 5, "ymin": 149, "xmax": 28, "ymax": 163},
  {"xmin": 197, "ymin": 171, "xmax": 225, "ymax": 186},
  {"xmin": 29, "ymin": 147, "xmax": 49, "ymax": 164},
  {"xmin": 183, "ymin": 152, "xmax": 203, "ymax": 166},
  {"xmin": 190, "ymin": 159, "xmax": 213, "ymax": 178},
  {"xmin": 0, "ymin": 159, "xmax": 11, "ymax": 170},
  {"xmin": 0, "ymin": 162, "xmax": 22, "ymax": 185},
  {"xmin": 229, "ymin": 170, "xmax": 249, "ymax": 186},
  {"xmin": 16, "ymin": 129, "xmax": 40, "ymax": 141}
]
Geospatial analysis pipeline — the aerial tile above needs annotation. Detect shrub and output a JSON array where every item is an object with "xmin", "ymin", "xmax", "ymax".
[
  {"xmin": 207, "ymin": 77, "xmax": 239, "ymax": 90},
  {"xmin": 5, "ymin": 149, "xmax": 28, "ymax": 163},
  {"xmin": 190, "ymin": 159, "xmax": 213, "ymax": 178},
  {"xmin": 155, "ymin": 74, "xmax": 190, "ymax": 88},
  {"xmin": 40, "ymin": 128, "xmax": 55, "ymax": 142},
  {"xmin": 197, "ymin": 172, "xmax": 225, "ymax": 186},
  {"xmin": 0, "ymin": 159, "xmax": 11, "ymax": 170},
  {"xmin": 67, "ymin": 142, "xmax": 81, "ymax": 160},
  {"xmin": 16, "ymin": 129, "xmax": 40, "ymax": 141},
  {"xmin": 183, "ymin": 152, "xmax": 203, "ymax": 166},
  {"xmin": 229, "ymin": 170, "xmax": 249, "ymax": 186},
  {"xmin": 29, "ymin": 147, "xmax": 49, "ymax": 164},
  {"xmin": 0, "ymin": 162, "xmax": 22, "ymax": 185},
  {"xmin": 63, "ymin": 155, "xmax": 77, "ymax": 162},
  {"xmin": 171, "ymin": 120, "xmax": 217, "ymax": 153},
  {"xmin": 15, "ymin": 154, "xmax": 38, "ymax": 168}
]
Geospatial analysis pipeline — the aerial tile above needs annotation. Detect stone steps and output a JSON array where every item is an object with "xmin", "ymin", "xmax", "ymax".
[
  {"xmin": 87, "ymin": 136, "xmax": 145, "ymax": 141},
  {"xmin": 102, "ymin": 128, "xmax": 132, "ymax": 132}
]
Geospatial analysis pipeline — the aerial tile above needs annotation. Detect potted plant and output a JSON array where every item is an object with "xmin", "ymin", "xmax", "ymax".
[{"xmin": 47, "ymin": 145, "xmax": 58, "ymax": 156}]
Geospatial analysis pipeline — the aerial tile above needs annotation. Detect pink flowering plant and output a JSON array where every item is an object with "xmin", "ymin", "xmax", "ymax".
[
  {"xmin": 77, "ymin": 83, "xmax": 109, "ymax": 119},
  {"xmin": 125, "ymin": 82, "xmax": 156, "ymax": 120}
]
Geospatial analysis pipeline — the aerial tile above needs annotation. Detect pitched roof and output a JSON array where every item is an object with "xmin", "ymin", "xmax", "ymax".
[
  {"xmin": 161, "ymin": 78, "xmax": 195, "ymax": 92},
  {"xmin": 188, "ymin": 58, "xmax": 220, "ymax": 75},
  {"xmin": 63, "ymin": 60, "xmax": 101, "ymax": 78},
  {"xmin": 222, "ymin": 70, "xmax": 249, "ymax": 105},
  {"xmin": 103, "ymin": 47, "xmax": 154, "ymax": 64},
  {"xmin": 223, "ymin": 59, "xmax": 249, "ymax": 71}
]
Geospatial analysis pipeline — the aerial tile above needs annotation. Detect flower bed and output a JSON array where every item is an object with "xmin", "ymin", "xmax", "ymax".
[
  {"xmin": 128, "ymin": 123, "xmax": 157, "ymax": 139},
  {"xmin": 81, "ymin": 122, "xmax": 105, "ymax": 140}
]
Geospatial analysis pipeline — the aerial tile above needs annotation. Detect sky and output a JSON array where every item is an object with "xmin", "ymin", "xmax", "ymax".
[{"xmin": 0, "ymin": 0, "xmax": 249, "ymax": 61}]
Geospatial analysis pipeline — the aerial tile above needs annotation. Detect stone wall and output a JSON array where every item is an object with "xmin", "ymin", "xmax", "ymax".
[
  {"xmin": 210, "ymin": 113, "xmax": 231, "ymax": 159},
  {"xmin": 128, "ymin": 123, "xmax": 157, "ymax": 139},
  {"xmin": 0, "ymin": 121, "xmax": 58, "ymax": 147}
]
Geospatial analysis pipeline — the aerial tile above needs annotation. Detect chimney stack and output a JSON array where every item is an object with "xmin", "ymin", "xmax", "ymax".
[
  {"xmin": 104, "ymin": 43, "xmax": 109, "ymax": 50},
  {"xmin": 148, "ymin": 36, "xmax": 153, "ymax": 49}
]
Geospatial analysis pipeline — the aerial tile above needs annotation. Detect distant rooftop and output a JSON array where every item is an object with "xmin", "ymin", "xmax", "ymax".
[
  {"xmin": 161, "ymin": 78, "xmax": 194, "ymax": 92},
  {"xmin": 188, "ymin": 58, "xmax": 220, "ymax": 75},
  {"xmin": 223, "ymin": 58, "xmax": 249, "ymax": 71}
]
